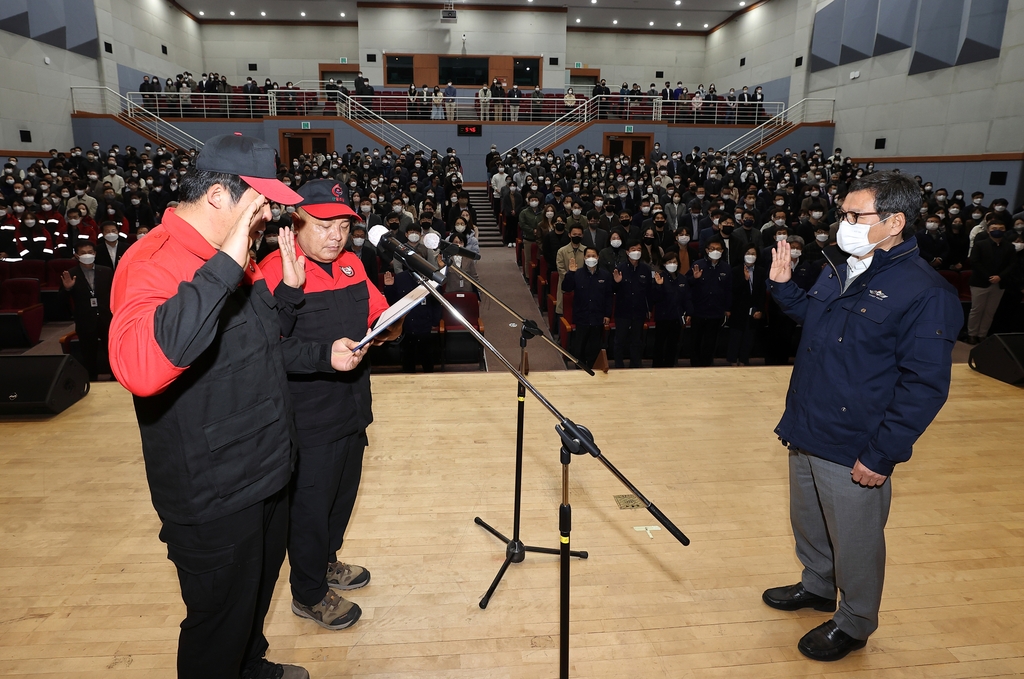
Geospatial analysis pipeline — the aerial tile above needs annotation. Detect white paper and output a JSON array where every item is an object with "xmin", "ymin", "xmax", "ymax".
[{"xmin": 352, "ymin": 277, "xmax": 442, "ymax": 351}]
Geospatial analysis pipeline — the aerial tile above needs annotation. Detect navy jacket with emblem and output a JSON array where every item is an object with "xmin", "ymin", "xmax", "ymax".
[
  {"xmin": 768, "ymin": 236, "xmax": 962, "ymax": 477},
  {"xmin": 651, "ymin": 271, "xmax": 695, "ymax": 321},
  {"xmin": 613, "ymin": 260, "xmax": 653, "ymax": 319},
  {"xmin": 686, "ymin": 257, "xmax": 732, "ymax": 317},
  {"xmin": 561, "ymin": 264, "xmax": 614, "ymax": 326}
]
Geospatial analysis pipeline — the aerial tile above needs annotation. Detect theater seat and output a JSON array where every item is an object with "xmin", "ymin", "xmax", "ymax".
[
  {"xmin": 440, "ymin": 291, "xmax": 485, "ymax": 370},
  {"xmin": 42, "ymin": 258, "xmax": 76, "ymax": 321},
  {"xmin": 9, "ymin": 260, "xmax": 45, "ymax": 282},
  {"xmin": 0, "ymin": 278, "xmax": 45, "ymax": 347}
]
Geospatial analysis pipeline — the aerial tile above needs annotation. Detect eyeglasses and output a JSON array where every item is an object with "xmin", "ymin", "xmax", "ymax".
[{"xmin": 837, "ymin": 209, "xmax": 890, "ymax": 225}]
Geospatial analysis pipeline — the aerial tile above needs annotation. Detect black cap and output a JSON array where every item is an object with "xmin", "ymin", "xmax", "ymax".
[{"xmin": 196, "ymin": 133, "xmax": 301, "ymax": 204}]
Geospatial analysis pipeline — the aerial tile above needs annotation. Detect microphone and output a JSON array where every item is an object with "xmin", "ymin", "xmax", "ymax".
[
  {"xmin": 423, "ymin": 232, "xmax": 481, "ymax": 260},
  {"xmin": 368, "ymin": 225, "xmax": 446, "ymax": 285}
]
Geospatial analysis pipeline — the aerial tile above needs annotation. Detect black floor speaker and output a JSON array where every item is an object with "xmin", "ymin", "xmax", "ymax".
[
  {"xmin": 968, "ymin": 333, "xmax": 1024, "ymax": 386},
  {"xmin": 0, "ymin": 355, "xmax": 91, "ymax": 414}
]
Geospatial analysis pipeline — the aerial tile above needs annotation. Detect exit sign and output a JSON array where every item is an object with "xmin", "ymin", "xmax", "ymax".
[
  {"xmin": 301, "ymin": 121, "xmax": 311, "ymax": 130},
  {"xmin": 339, "ymin": 57, "xmax": 348, "ymax": 64},
  {"xmin": 574, "ymin": 61, "xmax": 582, "ymax": 68},
  {"xmin": 625, "ymin": 125, "xmax": 634, "ymax": 133}
]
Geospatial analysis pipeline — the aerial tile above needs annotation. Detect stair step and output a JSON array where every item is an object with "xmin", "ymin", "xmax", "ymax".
[{"xmin": 465, "ymin": 188, "xmax": 503, "ymax": 247}]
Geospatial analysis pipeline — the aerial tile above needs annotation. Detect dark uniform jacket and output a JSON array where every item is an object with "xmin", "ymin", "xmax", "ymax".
[
  {"xmin": 561, "ymin": 265, "xmax": 613, "ymax": 326},
  {"xmin": 613, "ymin": 260, "xmax": 653, "ymax": 319},
  {"xmin": 686, "ymin": 257, "xmax": 732, "ymax": 318},
  {"xmin": 109, "ymin": 209, "xmax": 336, "ymax": 525}
]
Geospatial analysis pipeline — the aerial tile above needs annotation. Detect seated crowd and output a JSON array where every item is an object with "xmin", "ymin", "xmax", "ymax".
[{"xmin": 485, "ymin": 141, "xmax": 1024, "ymax": 367}]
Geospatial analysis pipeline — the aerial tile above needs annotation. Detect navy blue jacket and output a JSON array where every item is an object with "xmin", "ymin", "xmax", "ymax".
[
  {"xmin": 769, "ymin": 237, "xmax": 962, "ymax": 477},
  {"xmin": 686, "ymin": 257, "xmax": 732, "ymax": 318},
  {"xmin": 613, "ymin": 260, "xmax": 653, "ymax": 319},
  {"xmin": 651, "ymin": 271, "xmax": 694, "ymax": 321},
  {"xmin": 561, "ymin": 265, "xmax": 614, "ymax": 326},
  {"xmin": 385, "ymin": 271, "xmax": 441, "ymax": 334}
]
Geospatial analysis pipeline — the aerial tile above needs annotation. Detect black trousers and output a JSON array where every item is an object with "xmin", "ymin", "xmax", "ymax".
[
  {"xmin": 613, "ymin": 316, "xmax": 644, "ymax": 368},
  {"xmin": 572, "ymin": 324, "xmax": 604, "ymax": 369},
  {"xmin": 159, "ymin": 487, "xmax": 288, "ymax": 679},
  {"xmin": 288, "ymin": 432, "xmax": 367, "ymax": 607},
  {"xmin": 400, "ymin": 332, "xmax": 435, "ymax": 373},
  {"xmin": 690, "ymin": 315, "xmax": 724, "ymax": 366},
  {"xmin": 652, "ymin": 319, "xmax": 682, "ymax": 367},
  {"xmin": 727, "ymin": 315, "xmax": 759, "ymax": 365}
]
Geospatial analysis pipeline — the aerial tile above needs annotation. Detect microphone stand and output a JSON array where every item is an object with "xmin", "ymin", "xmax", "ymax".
[
  {"xmin": 441, "ymin": 260, "xmax": 592, "ymax": 609},
  {"xmin": 408, "ymin": 267, "xmax": 690, "ymax": 679}
]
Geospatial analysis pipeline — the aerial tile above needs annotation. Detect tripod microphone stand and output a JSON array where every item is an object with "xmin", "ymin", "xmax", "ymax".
[
  {"xmin": 441, "ymin": 260, "xmax": 593, "ymax": 608},
  {"xmin": 408, "ymin": 265, "xmax": 691, "ymax": 679}
]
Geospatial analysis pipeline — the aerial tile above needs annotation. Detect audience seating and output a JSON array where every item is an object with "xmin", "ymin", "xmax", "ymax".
[
  {"xmin": 439, "ymin": 291, "xmax": 485, "ymax": 370},
  {"xmin": 0, "ymin": 278, "xmax": 45, "ymax": 347}
]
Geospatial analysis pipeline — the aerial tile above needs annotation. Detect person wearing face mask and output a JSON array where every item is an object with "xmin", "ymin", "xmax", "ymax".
[
  {"xmin": 598, "ymin": 229, "xmax": 628, "ymax": 273},
  {"xmin": 916, "ymin": 215, "xmax": 949, "ymax": 269},
  {"xmin": 124, "ymin": 192, "xmax": 155, "ymax": 233},
  {"xmin": 803, "ymin": 224, "xmax": 833, "ymax": 263},
  {"xmin": 685, "ymin": 238, "xmax": 731, "ymax": 366},
  {"xmin": 726, "ymin": 245, "xmax": 767, "ymax": 366},
  {"xmin": 542, "ymin": 216, "xmax": 569, "ymax": 273},
  {"xmin": 650, "ymin": 251, "xmax": 694, "ymax": 367},
  {"xmin": 519, "ymin": 192, "xmax": 544, "ymax": 243},
  {"xmin": 94, "ymin": 220, "xmax": 129, "ymax": 271},
  {"xmin": 561, "ymin": 247, "xmax": 613, "ymax": 369},
  {"xmin": 555, "ymin": 225, "xmax": 587, "ymax": 315},
  {"xmin": 764, "ymin": 171, "xmax": 961, "ymax": 662},
  {"xmin": 610, "ymin": 241, "xmax": 653, "ymax": 368},
  {"xmin": 344, "ymin": 224, "xmax": 378, "ymax": 287},
  {"xmin": 966, "ymin": 217, "xmax": 1017, "ymax": 343},
  {"xmin": 59, "ymin": 241, "xmax": 113, "ymax": 379}
]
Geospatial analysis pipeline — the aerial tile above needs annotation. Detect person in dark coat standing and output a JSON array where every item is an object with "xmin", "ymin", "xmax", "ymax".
[
  {"xmin": 686, "ymin": 237, "xmax": 732, "ymax": 366},
  {"xmin": 763, "ymin": 172, "xmax": 961, "ymax": 662},
  {"xmin": 727, "ymin": 245, "xmax": 767, "ymax": 365},
  {"xmin": 966, "ymin": 217, "xmax": 1017, "ymax": 343},
  {"xmin": 611, "ymin": 240, "xmax": 653, "ymax": 368},
  {"xmin": 650, "ymin": 250, "xmax": 694, "ymax": 367},
  {"xmin": 59, "ymin": 241, "xmax": 113, "ymax": 380},
  {"xmin": 561, "ymin": 247, "xmax": 613, "ymax": 369}
]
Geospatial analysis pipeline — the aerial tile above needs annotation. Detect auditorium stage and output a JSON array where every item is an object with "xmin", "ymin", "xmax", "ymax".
[{"xmin": 1, "ymin": 365, "xmax": 1022, "ymax": 678}]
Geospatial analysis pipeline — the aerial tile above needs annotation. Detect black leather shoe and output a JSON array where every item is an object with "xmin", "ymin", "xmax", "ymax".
[
  {"xmin": 762, "ymin": 583, "xmax": 836, "ymax": 612},
  {"xmin": 798, "ymin": 620, "xmax": 866, "ymax": 661}
]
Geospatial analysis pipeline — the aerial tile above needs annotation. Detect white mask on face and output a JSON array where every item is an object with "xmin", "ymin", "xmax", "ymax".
[
  {"xmin": 816, "ymin": 233, "xmax": 828, "ymax": 242},
  {"xmin": 393, "ymin": 204, "xmax": 403, "ymax": 213},
  {"xmin": 627, "ymin": 250, "xmax": 642, "ymax": 261},
  {"xmin": 104, "ymin": 232, "xmax": 120, "ymax": 242},
  {"xmin": 78, "ymin": 254, "xmax": 96, "ymax": 265},
  {"xmin": 811, "ymin": 211, "xmax": 823, "ymax": 220},
  {"xmin": 837, "ymin": 215, "xmax": 896, "ymax": 257},
  {"xmin": 352, "ymin": 237, "xmax": 365, "ymax": 247},
  {"xmin": 790, "ymin": 249, "xmax": 802, "ymax": 259},
  {"xmin": 775, "ymin": 233, "xmax": 788, "ymax": 242},
  {"xmin": 744, "ymin": 254, "xmax": 757, "ymax": 265},
  {"xmin": 677, "ymin": 235, "xmax": 690, "ymax": 245},
  {"xmin": 707, "ymin": 250, "xmax": 723, "ymax": 261},
  {"xmin": 610, "ymin": 238, "xmax": 622, "ymax": 248},
  {"xmin": 664, "ymin": 262, "xmax": 679, "ymax": 273},
  {"xmin": 407, "ymin": 233, "xmax": 421, "ymax": 243},
  {"xmin": 925, "ymin": 222, "xmax": 939, "ymax": 231},
  {"xmin": 584, "ymin": 257, "xmax": 599, "ymax": 269}
]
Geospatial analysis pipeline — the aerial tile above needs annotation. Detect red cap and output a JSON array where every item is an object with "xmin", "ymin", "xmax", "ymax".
[
  {"xmin": 240, "ymin": 175, "xmax": 303, "ymax": 205},
  {"xmin": 294, "ymin": 180, "xmax": 362, "ymax": 221}
]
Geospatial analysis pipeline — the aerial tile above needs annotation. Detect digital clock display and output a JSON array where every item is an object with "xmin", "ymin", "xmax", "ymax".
[{"xmin": 457, "ymin": 124, "xmax": 483, "ymax": 136}]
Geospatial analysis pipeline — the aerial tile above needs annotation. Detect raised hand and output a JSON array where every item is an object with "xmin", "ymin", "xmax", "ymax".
[
  {"xmin": 568, "ymin": 256, "xmax": 578, "ymax": 272},
  {"xmin": 61, "ymin": 270, "xmax": 76, "ymax": 290},
  {"xmin": 769, "ymin": 239, "xmax": 792, "ymax": 283},
  {"xmin": 330, "ymin": 337, "xmax": 368, "ymax": 372},
  {"xmin": 278, "ymin": 226, "xmax": 306, "ymax": 289},
  {"xmin": 612, "ymin": 268, "xmax": 623, "ymax": 283},
  {"xmin": 223, "ymin": 194, "xmax": 269, "ymax": 269},
  {"xmin": 691, "ymin": 265, "xmax": 702, "ymax": 279},
  {"xmin": 383, "ymin": 271, "xmax": 395, "ymax": 286},
  {"xmin": 653, "ymin": 271, "xmax": 664, "ymax": 285}
]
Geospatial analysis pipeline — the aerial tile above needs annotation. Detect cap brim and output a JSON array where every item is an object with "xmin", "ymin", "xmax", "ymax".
[
  {"xmin": 240, "ymin": 175, "xmax": 303, "ymax": 205},
  {"xmin": 301, "ymin": 203, "xmax": 363, "ymax": 222}
]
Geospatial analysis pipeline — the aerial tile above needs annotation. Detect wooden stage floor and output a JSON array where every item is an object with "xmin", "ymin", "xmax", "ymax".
[{"xmin": 1, "ymin": 365, "xmax": 1022, "ymax": 678}]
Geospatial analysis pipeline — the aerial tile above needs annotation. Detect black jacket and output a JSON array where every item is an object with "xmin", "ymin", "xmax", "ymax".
[
  {"xmin": 969, "ymin": 238, "xmax": 1017, "ymax": 288},
  {"xmin": 730, "ymin": 264, "xmax": 767, "ymax": 317},
  {"xmin": 59, "ymin": 264, "xmax": 113, "ymax": 337}
]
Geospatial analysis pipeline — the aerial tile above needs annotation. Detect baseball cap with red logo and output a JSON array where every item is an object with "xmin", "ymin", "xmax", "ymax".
[
  {"xmin": 195, "ymin": 133, "xmax": 302, "ymax": 205},
  {"xmin": 294, "ymin": 179, "xmax": 361, "ymax": 221}
]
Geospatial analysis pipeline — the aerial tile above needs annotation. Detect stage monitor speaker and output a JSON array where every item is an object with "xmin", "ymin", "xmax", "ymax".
[
  {"xmin": 0, "ymin": 355, "xmax": 91, "ymax": 415},
  {"xmin": 968, "ymin": 333, "xmax": 1024, "ymax": 386}
]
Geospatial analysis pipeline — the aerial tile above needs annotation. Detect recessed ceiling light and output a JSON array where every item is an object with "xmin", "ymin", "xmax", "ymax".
[
  {"xmin": 675, "ymin": 0, "xmax": 681, "ymax": 4},
  {"xmin": 649, "ymin": 20, "xmax": 654, "ymax": 25},
  {"xmin": 677, "ymin": 22, "xmax": 681, "ymax": 26},
  {"xmin": 704, "ymin": 23, "xmax": 709, "ymax": 27},
  {"xmin": 198, "ymin": 10, "xmax": 204, "ymax": 15},
  {"xmin": 300, "ymin": 11, "xmax": 306, "ymax": 16},
  {"xmin": 340, "ymin": 12, "xmax": 345, "ymax": 16},
  {"xmin": 591, "ymin": 0, "xmax": 597, "ymax": 3},
  {"xmin": 612, "ymin": 19, "xmax": 617, "ymax": 24},
  {"xmin": 739, "ymin": 1, "xmax": 745, "ymax": 5},
  {"xmin": 575, "ymin": 17, "xmax": 580, "ymax": 22},
  {"xmin": 229, "ymin": 11, "xmax": 235, "ymax": 15},
  {"xmin": 260, "ymin": 11, "xmax": 266, "ymax": 16}
]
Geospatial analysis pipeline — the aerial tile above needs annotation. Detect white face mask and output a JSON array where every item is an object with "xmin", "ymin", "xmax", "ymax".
[
  {"xmin": 925, "ymin": 222, "xmax": 939, "ymax": 231},
  {"xmin": 593, "ymin": 200, "xmax": 603, "ymax": 208},
  {"xmin": 584, "ymin": 257, "xmax": 599, "ymax": 269},
  {"xmin": 811, "ymin": 211, "xmax": 823, "ymax": 220},
  {"xmin": 816, "ymin": 233, "xmax": 828, "ymax": 242},
  {"xmin": 610, "ymin": 238, "xmax": 622, "ymax": 248},
  {"xmin": 664, "ymin": 262, "xmax": 679, "ymax": 273},
  {"xmin": 530, "ymin": 201, "xmax": 539, "ymax": 209},
  {"xmin": 775, "ymin": 233, "xmax": 788, "ymax": 242},
  {"xmin": 352, "ymin": 237, "xmax": 366, "ymax": 247},
  {"xmin": 572, "ymin": 209, "xmax": 581, "ymax": 216},
  {"xmin": 627, "ymin": 250, "xmax": 642, "ymax": 261},
  {"xmin": 545, "ymin": 212, "xmax": 554, "ymax": 219},
  {"xmin": 361, "ymin": 205, "xmax": 371, "ymax": 213},
  {"xmin": 1014, "ymin": 242, "xmax": 1024, "ymax": 252},
  {"xmin": 677, "ymin": 235, "xmax": 690, "ymax": 245},
  {"xmin": 775, "ymin": 200, "xmax": 785, "ymax": 206},
  {"xmin": 455, "ymin": 224, "xmax": 466, "ymax": 233},
  {"xmin": 744, "ymin": 254, "xmax": 757, "ymax": 265},
  {"xmin": 104, "ymin": 232, "xmax": 120, "ymax": 242},
  {"xmin": 407, "ymin": 233, "xmax": 421, "ymax": 243},
  {"xmin": 78, "ymin": 254, "xmax": 96, "ymax": 265},
  {"xmin": 790, "ymin": 249, "xmax": 802, "ymax": 259},
  {"xmin": 837, "ymin": 215, "xmax": 896, "ymax": 257},
  {"xmin": 707, "ymin": 250, "xmax": 723, "ymax": 261}
]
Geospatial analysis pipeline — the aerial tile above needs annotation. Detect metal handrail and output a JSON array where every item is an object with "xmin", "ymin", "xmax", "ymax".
[
  {"xmin": 506, "ymin": 97, "xmax": 597, "ymax": 155},
  {"xmin": 70, "ymin": 86, "xmax": 204, "ymax": 150},
  {"xmin": 125, "ymin": 91, "xmax": 271, "ymax": 120},
  {"xmin": 719, "ymin": 98, "xmax": 835, "ymax": 155}
]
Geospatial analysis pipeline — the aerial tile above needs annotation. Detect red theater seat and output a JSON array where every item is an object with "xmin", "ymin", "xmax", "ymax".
[{"xmin": 0, "ymin": 278, "xmax": 45, "ymax": 347}]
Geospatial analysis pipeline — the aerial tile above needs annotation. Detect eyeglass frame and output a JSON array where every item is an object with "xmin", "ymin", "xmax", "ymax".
[{"xmin": 836, "ymin": 209, "xmax": 892, "ymax": 225}]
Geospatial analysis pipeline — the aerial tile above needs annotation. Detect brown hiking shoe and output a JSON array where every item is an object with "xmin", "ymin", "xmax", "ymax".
[
  {"xmin": 291, "ymin": 589, "xmax": 362, "ymax": 630},
  {"xmin": 326, "ymin": 561, "xmax": 370, "ymax": 591}
]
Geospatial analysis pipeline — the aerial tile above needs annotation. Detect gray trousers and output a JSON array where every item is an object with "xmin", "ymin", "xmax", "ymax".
[
  {"xmin": 790, "ymin": 449, "xmax": 892, "ymax": 640},
  {"xmin": 968, "ymin": 285, "xmax": 1004, "ymax": 338}
]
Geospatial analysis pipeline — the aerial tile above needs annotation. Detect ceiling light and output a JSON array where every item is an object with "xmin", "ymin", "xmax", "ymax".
[
  {"xmin": 260, "ymin": 11, "xmax": 266, "ymax": 16},
  {"xmin": 300, "ymin": 11, "xmax": 306, "ymax": 16},
  {"xmin": 198, "ymin": 10, "xmax": 204, "ymax": 15},
  {"xmin": 612, "ymin": 19, "xmax": 617, "ymax": 24},
  {"xmin": 675, "ymin": 0, "xmax": 681, "ymax": 4},
  {"xmin": 575, "ymin": 18, "xmax": 581, "ymax": 22},
  {"xmin": 591, "ymin": 0, "xmax": 597, "ymax": 3},
  {"xmin": 704, "ymin": 23, "xmax": 709, "ymax": 27},
  {"xmin": 739, "ymin": 1, "xmax": 745, "ymax": 5},
  {"xmin": 649, "ymin": 21, "xmax": 654, "ymax": 25},
  {"xmin": 340, "ymin": 12, "xmax": 346, "ymax": 16},
  {"xmin": 677, "ymin": 22, "xmax": 681, "ymax": 26},
  {"xmin": 229, "ymin": 11, "xmax": 235, "ymax": 15}
]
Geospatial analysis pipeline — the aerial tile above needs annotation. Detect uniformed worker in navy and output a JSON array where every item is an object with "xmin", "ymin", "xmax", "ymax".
[
  {"xmin": 260, "ymin": 179, "xmax": 401, "ymax": 630},
  {"xmin": 561, "ymin": 246, "xmax": 613, "ymax": 369}
]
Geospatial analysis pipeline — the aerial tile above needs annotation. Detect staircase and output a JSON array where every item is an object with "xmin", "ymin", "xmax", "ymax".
[
  {"xmin": 505, "ymin": 97, "xmax": 599, "ymax": 156},
  {"xmin": 465, "ymin": 187, "xmax": 503, "ymax": 247},
  {"xmin": 719, "ymin": 98, "xmax": 836, "ymax": 155},
  {"xmin": 70, "ymin": 87, "xmax": 204, "ymax": 151}
]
